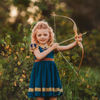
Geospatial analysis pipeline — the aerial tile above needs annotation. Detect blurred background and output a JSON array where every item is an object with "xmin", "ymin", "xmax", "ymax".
[
  {"xmin": 0, "ymin": 0, "xmax": 100, "ymax": 100},
  {"xmin": 1, "ymin": 0, "xmax": 100, "ymax": 67}
]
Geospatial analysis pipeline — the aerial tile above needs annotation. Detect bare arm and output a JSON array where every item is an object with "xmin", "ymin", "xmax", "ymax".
[
  {"xmin": 57, "ymin": 34, "xmax": 82, "ymax": 51},
  {"xmin": 34, "ymin": 43, "xmax": 59, "ymax": 60},
  {"xmin": 57, "ymin": 41, "xmax": 77, "ymax": 51}
]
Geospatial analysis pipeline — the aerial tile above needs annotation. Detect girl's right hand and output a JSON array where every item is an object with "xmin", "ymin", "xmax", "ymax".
[
  {"xmin": 75, "ymin": 34, "xmax": 82, "ymax": 44},
  {"xmin": 51, "ymin": 43, "xmax": 59, "ymax": 50}
]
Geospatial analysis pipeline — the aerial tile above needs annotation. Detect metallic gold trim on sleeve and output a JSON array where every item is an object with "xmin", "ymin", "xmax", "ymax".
[
  {"xmin": 30, "ymin": 43, "xmax": 39, "ymax": 52},
  {"xmin": 28, "ymin": 87, "xmax": 63, "ymax": 92}
]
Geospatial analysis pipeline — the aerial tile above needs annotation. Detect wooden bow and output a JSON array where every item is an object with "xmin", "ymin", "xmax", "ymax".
[{"xmin": 51, "ymin": 13, "xmax": 84, "ymax": 78}]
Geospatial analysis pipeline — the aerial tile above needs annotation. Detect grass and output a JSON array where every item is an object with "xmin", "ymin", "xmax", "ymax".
[{"xmin": 81, "ymin": 66, "xmax": 100, "ymax": 81}]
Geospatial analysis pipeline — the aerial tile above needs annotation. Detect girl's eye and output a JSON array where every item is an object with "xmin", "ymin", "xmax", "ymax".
[
  {"xmin": 44, "ymin": 34, "xmax": 47, "ymax": 36},
  {"xmin": 38, "ymin": 34, "xmax": 41, "ymax": 36}
]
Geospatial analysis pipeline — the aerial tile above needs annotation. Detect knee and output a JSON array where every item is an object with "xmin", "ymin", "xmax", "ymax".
[
  {"xmin": 49, "ymin": 97, "xmax": 57, "ymax": 100},
  {"xmin": 36, "ymin": 97, "xmax": 45, "ymax": 100}
]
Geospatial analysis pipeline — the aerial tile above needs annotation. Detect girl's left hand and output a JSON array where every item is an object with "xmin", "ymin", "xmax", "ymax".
[{"xmin": 75, "ymin": 34, "xmax": 82, "ymax": 43}]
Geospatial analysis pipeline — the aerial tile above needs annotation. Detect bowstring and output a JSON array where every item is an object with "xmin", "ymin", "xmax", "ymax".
[
  {"xmin": 54, "ymin": 15, "xmax": 56, "ymax": 42},
  {"xmin": 53, "ymin": 14, "xmax": 77, "ymax": 75}
]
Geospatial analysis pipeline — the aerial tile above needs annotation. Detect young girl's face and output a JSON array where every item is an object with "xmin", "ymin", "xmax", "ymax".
[{"xmin": 36, "ymin": 29, "xmax": 50, "ymax": 45}]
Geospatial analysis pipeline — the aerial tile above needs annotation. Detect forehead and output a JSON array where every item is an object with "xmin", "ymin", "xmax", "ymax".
[{"xmin": 37, "ymin": 29, "xmax": 49, "ymax": 34}]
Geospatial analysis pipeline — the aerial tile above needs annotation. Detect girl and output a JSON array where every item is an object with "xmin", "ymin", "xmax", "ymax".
[{"xmin": 27, "ymin": 21, "xmax": 82, "ymax": 100}]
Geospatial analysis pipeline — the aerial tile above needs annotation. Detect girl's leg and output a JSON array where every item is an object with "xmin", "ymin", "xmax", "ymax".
[
  {"xmin": 36, "ymin": 97, "xmax": 45, "ymax": 100},
  {"xmin": 49, "ymin": 97, "xmax": 57, "ymax": 100}
]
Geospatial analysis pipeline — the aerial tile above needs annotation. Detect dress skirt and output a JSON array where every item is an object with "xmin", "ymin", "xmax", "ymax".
[{"xmin": 27, "ymin": 61, "xmax": 63, "ymax": 98}]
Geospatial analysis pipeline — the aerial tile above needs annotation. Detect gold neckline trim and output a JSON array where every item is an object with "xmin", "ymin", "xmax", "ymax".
[{"xmin": 38, "ymin": 45, "xmax": 50, "ymax": 49}]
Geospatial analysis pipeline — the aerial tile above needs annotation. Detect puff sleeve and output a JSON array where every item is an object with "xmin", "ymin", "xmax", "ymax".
[{"xmin": 30, "ymin": 43, "xmax": 39, "ymax": 53}]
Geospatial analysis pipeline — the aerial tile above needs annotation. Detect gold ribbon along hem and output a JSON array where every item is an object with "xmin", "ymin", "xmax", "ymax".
[{"xmin": 28, "ymin": 87, "xmax": 63, "ymax": 92}]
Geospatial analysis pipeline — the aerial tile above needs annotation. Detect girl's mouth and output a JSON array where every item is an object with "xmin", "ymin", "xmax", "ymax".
[{"xmin": 41, "ymin": 40, "xmax": 45, "ymax": 42}]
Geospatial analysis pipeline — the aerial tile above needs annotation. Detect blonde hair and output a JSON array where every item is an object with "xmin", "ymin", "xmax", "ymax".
[{"xmin": 31, "ymin": 20, "xmax": 54, "ymax": 46}]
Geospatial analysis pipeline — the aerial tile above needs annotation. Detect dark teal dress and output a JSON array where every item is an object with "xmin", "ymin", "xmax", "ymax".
[{"xmin": 27, "ymin": 43, "xmax": 63, "ymax": 98}]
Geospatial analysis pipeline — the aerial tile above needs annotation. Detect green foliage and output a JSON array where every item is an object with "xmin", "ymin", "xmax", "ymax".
[
  {"xmin": 0, "ymin": 27, "xmax": 32, "ymax": 99},
  {"xmin": 54, "ymin": 52, "xmax": 100, "ymax": 100},
  {"xmin": 0, "ymin": 24, "xmax": 100, "ymax": 100},
  {"xmin": 13, "ymin": 0, "xmax": 31, "ymax": 7},
  {"xmin": 0, "ymin": 0, "xmax": 100, "ymax": 99}
]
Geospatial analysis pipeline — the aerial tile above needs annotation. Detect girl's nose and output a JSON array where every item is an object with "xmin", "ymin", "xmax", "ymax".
[{"xmin": 41, "ymin": 35, "xmax": 44, "ymax": 38}]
